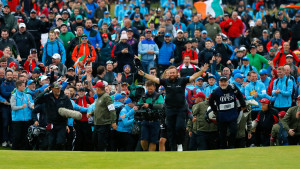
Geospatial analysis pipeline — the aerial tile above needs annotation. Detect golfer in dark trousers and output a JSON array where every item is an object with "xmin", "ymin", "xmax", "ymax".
[{"xmin": 138, "ymin": 64, "xmax": 209, "ymax": 151}]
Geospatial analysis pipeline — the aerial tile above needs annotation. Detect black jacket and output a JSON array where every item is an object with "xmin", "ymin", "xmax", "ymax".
[
  {"xmin": 26, "ymin": 17, "xmax": 49, "ymax": 41},
  {"xmin": 173, "ymin": 38, "xmax": 186, "ymax": 65},
  {"xmin": 198, "ymin": 48, "xmax": 216, "ymax": 66},
  {"xmin": 257, "ymin": 108, "xmax": 279, "ymax": 135},
  {"xmin": 35, "ymin": 90, "xmax": 73, "ymax": 125},
  {"xmin": 12, "ymin": 31, "xmax": 36, "ymax": 60},
  {"xmin": 214, "ymin": 43, "xmax": 233, "ymax": 66}
]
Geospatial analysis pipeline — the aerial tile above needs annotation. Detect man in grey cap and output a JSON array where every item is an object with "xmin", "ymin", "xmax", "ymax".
[{"xmin": 35, "ymin": 81, "xmax": 73, "ymax": 150}]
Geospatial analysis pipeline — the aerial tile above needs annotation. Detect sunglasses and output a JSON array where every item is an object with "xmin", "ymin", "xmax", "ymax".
[{"xmin": 81, "ymin": 37, "xmax": 88, "ymax": 39}]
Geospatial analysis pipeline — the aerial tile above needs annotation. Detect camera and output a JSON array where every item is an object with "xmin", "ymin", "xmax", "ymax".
[{"xmin": 134, "ymin": 96, "xmax": 165, "ymax": 121}]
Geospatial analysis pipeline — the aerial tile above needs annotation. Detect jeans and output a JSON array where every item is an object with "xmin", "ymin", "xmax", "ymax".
[
  {"xmin": 141, "ymin": 60, "xmax": 155, "ymax": 74},
  {"xmin": 218, "ymin": 120, "xmax": 238, "ymax": 149},
  {"xmin": 12, "ymin": 121, "xmax": 31, "ymax": 150},
  {"xmin": 230, "ymin": 37, "xmax": 241, "ymax": 48},
  {"xmin": 1, "ymin": 105, "xmax": 12, "ymax": 142},
  {"xmin": 47, "ymin": 124, "xmax": 66, "ymax": 150},
  {"xmin": 94, "ymin": 124, "xmax": 111, "ymax": 151},
  {"xmin": 165, "ymin": 107, "xmax": 187, "ymax": 151}
]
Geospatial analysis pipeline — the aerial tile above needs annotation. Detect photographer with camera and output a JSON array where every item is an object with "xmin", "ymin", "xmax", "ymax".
[
  {"xmin": 34, "ymin": 81, "xmax": 73, "ymax": 150},
  {"xmin": 138, "ymin": 63, "xmax": 209, "ymax": 151},
  {"xmin": 137, "ymin": 80, "xmax": 164, "ymax": 151}
]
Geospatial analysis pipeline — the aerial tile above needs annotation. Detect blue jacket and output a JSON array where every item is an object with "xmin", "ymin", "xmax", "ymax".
[
  {"xmin": 42, "ymin": 39, "xmax": 66, "ymax": 66},
  {"xmin": 195, "ymin": 84, "xmax": 206, "ymax": 92},
  {"xmin": 237, "ymin": 65, "xmax": 260, "ymax": 79},
  {"xmin": 138, "ymin": 39, "xmax": 159, "ymax": 62},
  {"xmin": 83, "ymin": 28, "xmax": 103, "ymax": 49},
  {"xmin": 183, "ymin": 8, "xmax": 192, "ymax": 18},
  {"xmin": 204, "ymin": 83, "xmax": 218, "ymax": 97},
  {"xmin": 177, "ymin": 0, "xmax": 185, "ymax": 6},
  {"xmin": 245, "ymin": 81, "xmax": 270, "ymax": 111},
  {"xmin": 187, "ymin": 22, "xmax": 206, "ymax": 38},
  {"xmin": 117, "ymin": 105, "xmax": 134, "ymax": 133},
  {"xmin": 158, "ymin": 41, "xmax": 176, "ymax": 65},
  {"xmin": 255, "ymin": 11, "xmax": 266, "ymax": 21},
  {"xmin": 272, "ymin": 76, "xmax": 293, "ymax": 108},
  {"xmin": 0, "ymin": 80, "xmax": 16, "ymax": 101},
  {"xmin": 114, "ymin": 101, "xmax": 124, "ymax": 109},
  {"xmin": 233, "ymin": 81, "xmax": 245, "ymax": 95},
  {"xmin": 174, "ymin": 22, "xmax": 187, "ymax": 32},
  {"xmin": 86, "ymin": 2, "xmax": 99, "ymax": 19},
  {"xmin": 11, "ymin": 90, "xmax": 33, "ymax": 121},
  {"xmin": 118, "ymin": 8, "xmax": 128, "ymax": 22},
  {"xmin": 100, "ymin": 40, "xmax": 114, "ymax": 65},
  {"xmin": 140, "ymin": 7, "xmax": 149, "ymax": 15},
  {"xmin": 258, "ymin": 77, "xmax": 271, "ymax": 89},
  {"xmin": 114, "ymin": 4, "xmax": 122, "ymax": 17},
  {"xmin": 98, "ymin": 17, "xmax": 112, "ymax": 28}
]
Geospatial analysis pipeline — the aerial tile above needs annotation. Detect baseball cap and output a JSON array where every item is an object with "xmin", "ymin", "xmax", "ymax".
[
  {"xmin": 282, "ymin": 20, "xmax": 288, "ymax": 24},
  {"xmin": 67, "ymin": 67, "xmax": 75, "ymax": 71},
  {"xmin": 40, "ymin": 14, "xmax": 46, "ymax": 18},
  {"xmin": 30, "ymin": 48, "xmax": 37, "ymax": 54},
  {"xmin": 193, "ymin": 92, "xmax": 206, "ymax": 99},
  {"xmin": 141, "ymin": 1, "xmax": 145, "ymax": 4},
  {"xmin": 297, "ymin": 95, "xmax": 300, "ymax": 100},
  {"xmin": 106, "ymin": 60, "xmax": 113, "ymax": 65},
  {"xmin": 102, "ymin": 33, "xmax": 108, "ymax": 38},
  {"xmin": 201, "ymin": 30, "xmax": 207, "ymax": 34},
  {"xmin": 145, "ymin": 29, "xmax": 151, "ymax": 33},
  {"xmin": 278, "ymin": 11, "xmax": 283, "ymax": 15},
  {"xmin": 52, "ymin": 81, "xmax": 61, "ymax": 89},
  {"xmin": 234, "ymin": 73, "xmax": 244, "ymax": 79},
  {"xmin": 260, "ymin": 6, "xmax": 264, "ymax": 10},
  {"xmin": 134, "ymin": 14, "xmax": 140, "ymax": 18},
  {"xmin": 196, "ymin": 77, "xmax": 204, "ymax": 81},
  {"xmin": 269, "ymin": 47, "xmax": 275, "ymax": 52},
  {"xmin": 4, "ymin": 5, "xmax": 10, "ymax": 8},
  {"xmin": 209, "ymin": 16, "xmax": 215, "ymax": 19},
  {"xmin": 19, "ymin": 23, "xmax": 26, "ymax": 28},
  {"xmin": 93, "ymin": 81, "xmax": 105, "ymax": 88},
  {"xmin": 259, "ymin": 69, "xmax": 268, "ymax": 75},
  {"xmin": 127, "ymin": 28, "xmax": 133, "ymax": 32},
  {"xmin": 54, "ymin": 29, "xmax": 60, "ymax": 33},
  {"xmin": 27, "ymin": 80, "xmax": 35, "ymax": 86},
  {"xmin": 124, "ymin": 14, "xmax": 129, "ymax": 17},
  {"xmin": 263, "ymin": 29, "xmax": 268, "ymax": 33},
  {"xmin": 104, "ymin": 11, "xmax": 109, "ymax": 15},
  {"xmin": 40, "ymin": 75, "xmax": 48, "ymax": 81},
  {"xmin": 177, "ymin": 29, "xmax": 183, "ymax": 34},
  {"xmin": 125, "ymin": 98, "xmax": 133, "ymax": 104},
  {"xmin": 164, "ymin": 33, "xmax": 171, "ymax": 37},
  {"xmin": 78, "ymin": 87, "xmax": 85, "ymax": 91},
  {"xmin": 62, "ymin": 11, "xmax": 69, "ymax": 14},
  {"xmin": 81, "ymin": 34, "xmax": 88, "ymax": 37},
  {"xmin": 219, "ymin": 75, "xmax": 228, "ymax": 81},
  {"xmin": 240, "ymin": 46, "xmax": 247, "ymax": 51},
  {"xmin": 246, "ymin": 5, "xmax": 251, "ymax": 8},
  {"xmin": 114, "ymin": 93, "xmax": 126, "ymax": 101},
  {"xmin": 259, "ymin": 98, "xmax": 270, "ymax": 104},
  {"xmin": 286, "ymin": 54, "xmax": 293, "ymax": 58},
  {"xmin": 232, "ymin": 69, "xmax": 241, "ymax": 75},
  {"xmin": 250, "ymin": 44, "xmax": 256, "ymax": 49},
  {"xmin": 278, "ymin": 111, "xmax": 286, "ymax": 118},
  {"xmin": 16, "ymin": 5, "xmax": 22, "ymax": 10},
  {"xmin": 17, "ymin": 18, "xmax": 23, "ymax": 22},
  {"xmin": 32, "ymin": 68, "xmax": 41, "ymax": 74},
  {"xmin": 76, "ymin": 15, "xmax": 83, "ymax": 20},
  {"xmin": 30, "ymin": 9, "xmax": 37, "ymax": 13},
  {"xmin": 237, "ymin": 48, "xmax": 243, "ymax": 52},
  {"xmin": 187, "ymin": 18, "xmax": 192, "ymax": 21},
  {"xmin": 186, "ymin": 4, "xmax": 191, "ymax": 7},
  {"xmin": 208, "ymin": 75, "xmax": 216, "ymax": 79},
  {"xmin": 56, "ymin": 18, "xmax": 63, "ymax": 22},
  {"xmin": 242, "ymin": 56, "xmax": 249, "ymax": 61},
  {"xmin": 52, "ymin": 53, "xmax": 61, "ymax": 59}
]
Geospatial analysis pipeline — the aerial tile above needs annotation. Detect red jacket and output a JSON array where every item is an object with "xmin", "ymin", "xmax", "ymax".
[
  {"xmin": 219, "ymin": 20, "xmax": 228, "ymax": 36},
  {"xmin": 267, "ymin": 69, "xmax": 278, "ymax": 96},
  {"xmin": 23, "ymin": 60, "xmax": 46, "ymax": 73},
  {"xmin": 182, "ymin": 49, "xmax": 198, "ymax": 61},
  {"xmin": 224, "ymin": 18, "xmax": 243, "ymax": 38},
  {"xmin": 273, "ymin": 48, "xmax": 299, "ymax": 67},
  {"xmin": 266, "ymin": 39, "xmax": 285, "ymax": 51},
  {"xmin": 255, "ymin": 2, "xmax": 265, "ymax": 11},
  {"xmin": 75, "ymin": 96, "xmax": 94, "ymax": 121}
]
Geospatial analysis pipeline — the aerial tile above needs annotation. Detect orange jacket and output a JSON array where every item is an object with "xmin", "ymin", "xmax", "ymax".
[{"xmin": 72, "ymin": 43, "xmax": 97, "ymax": 68}]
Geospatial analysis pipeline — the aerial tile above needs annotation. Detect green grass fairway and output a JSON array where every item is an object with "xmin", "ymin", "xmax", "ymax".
[{"xmin": 0, "ymin": 146, "xmax": 300, "ymax": 169}]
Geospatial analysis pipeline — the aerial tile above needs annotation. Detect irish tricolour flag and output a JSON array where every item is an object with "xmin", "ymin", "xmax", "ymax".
[
  {"xmin": 74, "ymin": 55, "xmax": 85, "ymax": 68},
  {"xmin": 194, "ymin": 0, "xmax": 223, "ymax": 19}
]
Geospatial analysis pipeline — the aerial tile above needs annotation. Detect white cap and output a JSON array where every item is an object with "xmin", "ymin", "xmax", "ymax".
[
  {"xmin": 40, "ymin": 75, "xmax": 48, "ymax": 81},
  {"xmin": 249, "ymin": 20, "xmax": 255, "ymax": 27},
  {"xmin": 19, "ymin": 23, "xmax": 26, "ymax": 28},
  {"xmin": 177, "ymin": 29, "xmax": 183, "ymax": 34},
  {"xmin": 54, "ymin": 29, "xmax": 60, "ymax": 33},
  {"xmin": 50, "ymin": 65, "xmax": 58, "ymax": 70},
  {"xmin": 52, "ymin": 53, "xmax": 61, "ymax": 59},
  {"xmin": 240, "ymin": 47, "xmax": 246, "ymax": 51}
]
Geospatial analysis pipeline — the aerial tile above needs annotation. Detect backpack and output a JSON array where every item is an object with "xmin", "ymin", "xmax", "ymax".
[
  {"xmin": 75, "ymin": 96, "xmax": 91, "ymax": 106},
  {"xmin": 275, "ymin": 76, "xmax": 295, "ymax": 99},
  {"xmin": 186, "ymin": 88, "xmax": 198, "ymax": 109},
  {"xmin": 178, "ymin": 64, "xmax": 196, "ymax": 72},
  {"xmin": 76, "ymin": 43, "xmax": 93, "ymax": 58},
  {"xmin": 278, "ymin": 122, "xmax": 289, "ymax": 146},
  {"xmin": 238, "ymin": 65, "xmax": 253, "ymax": 71}
]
